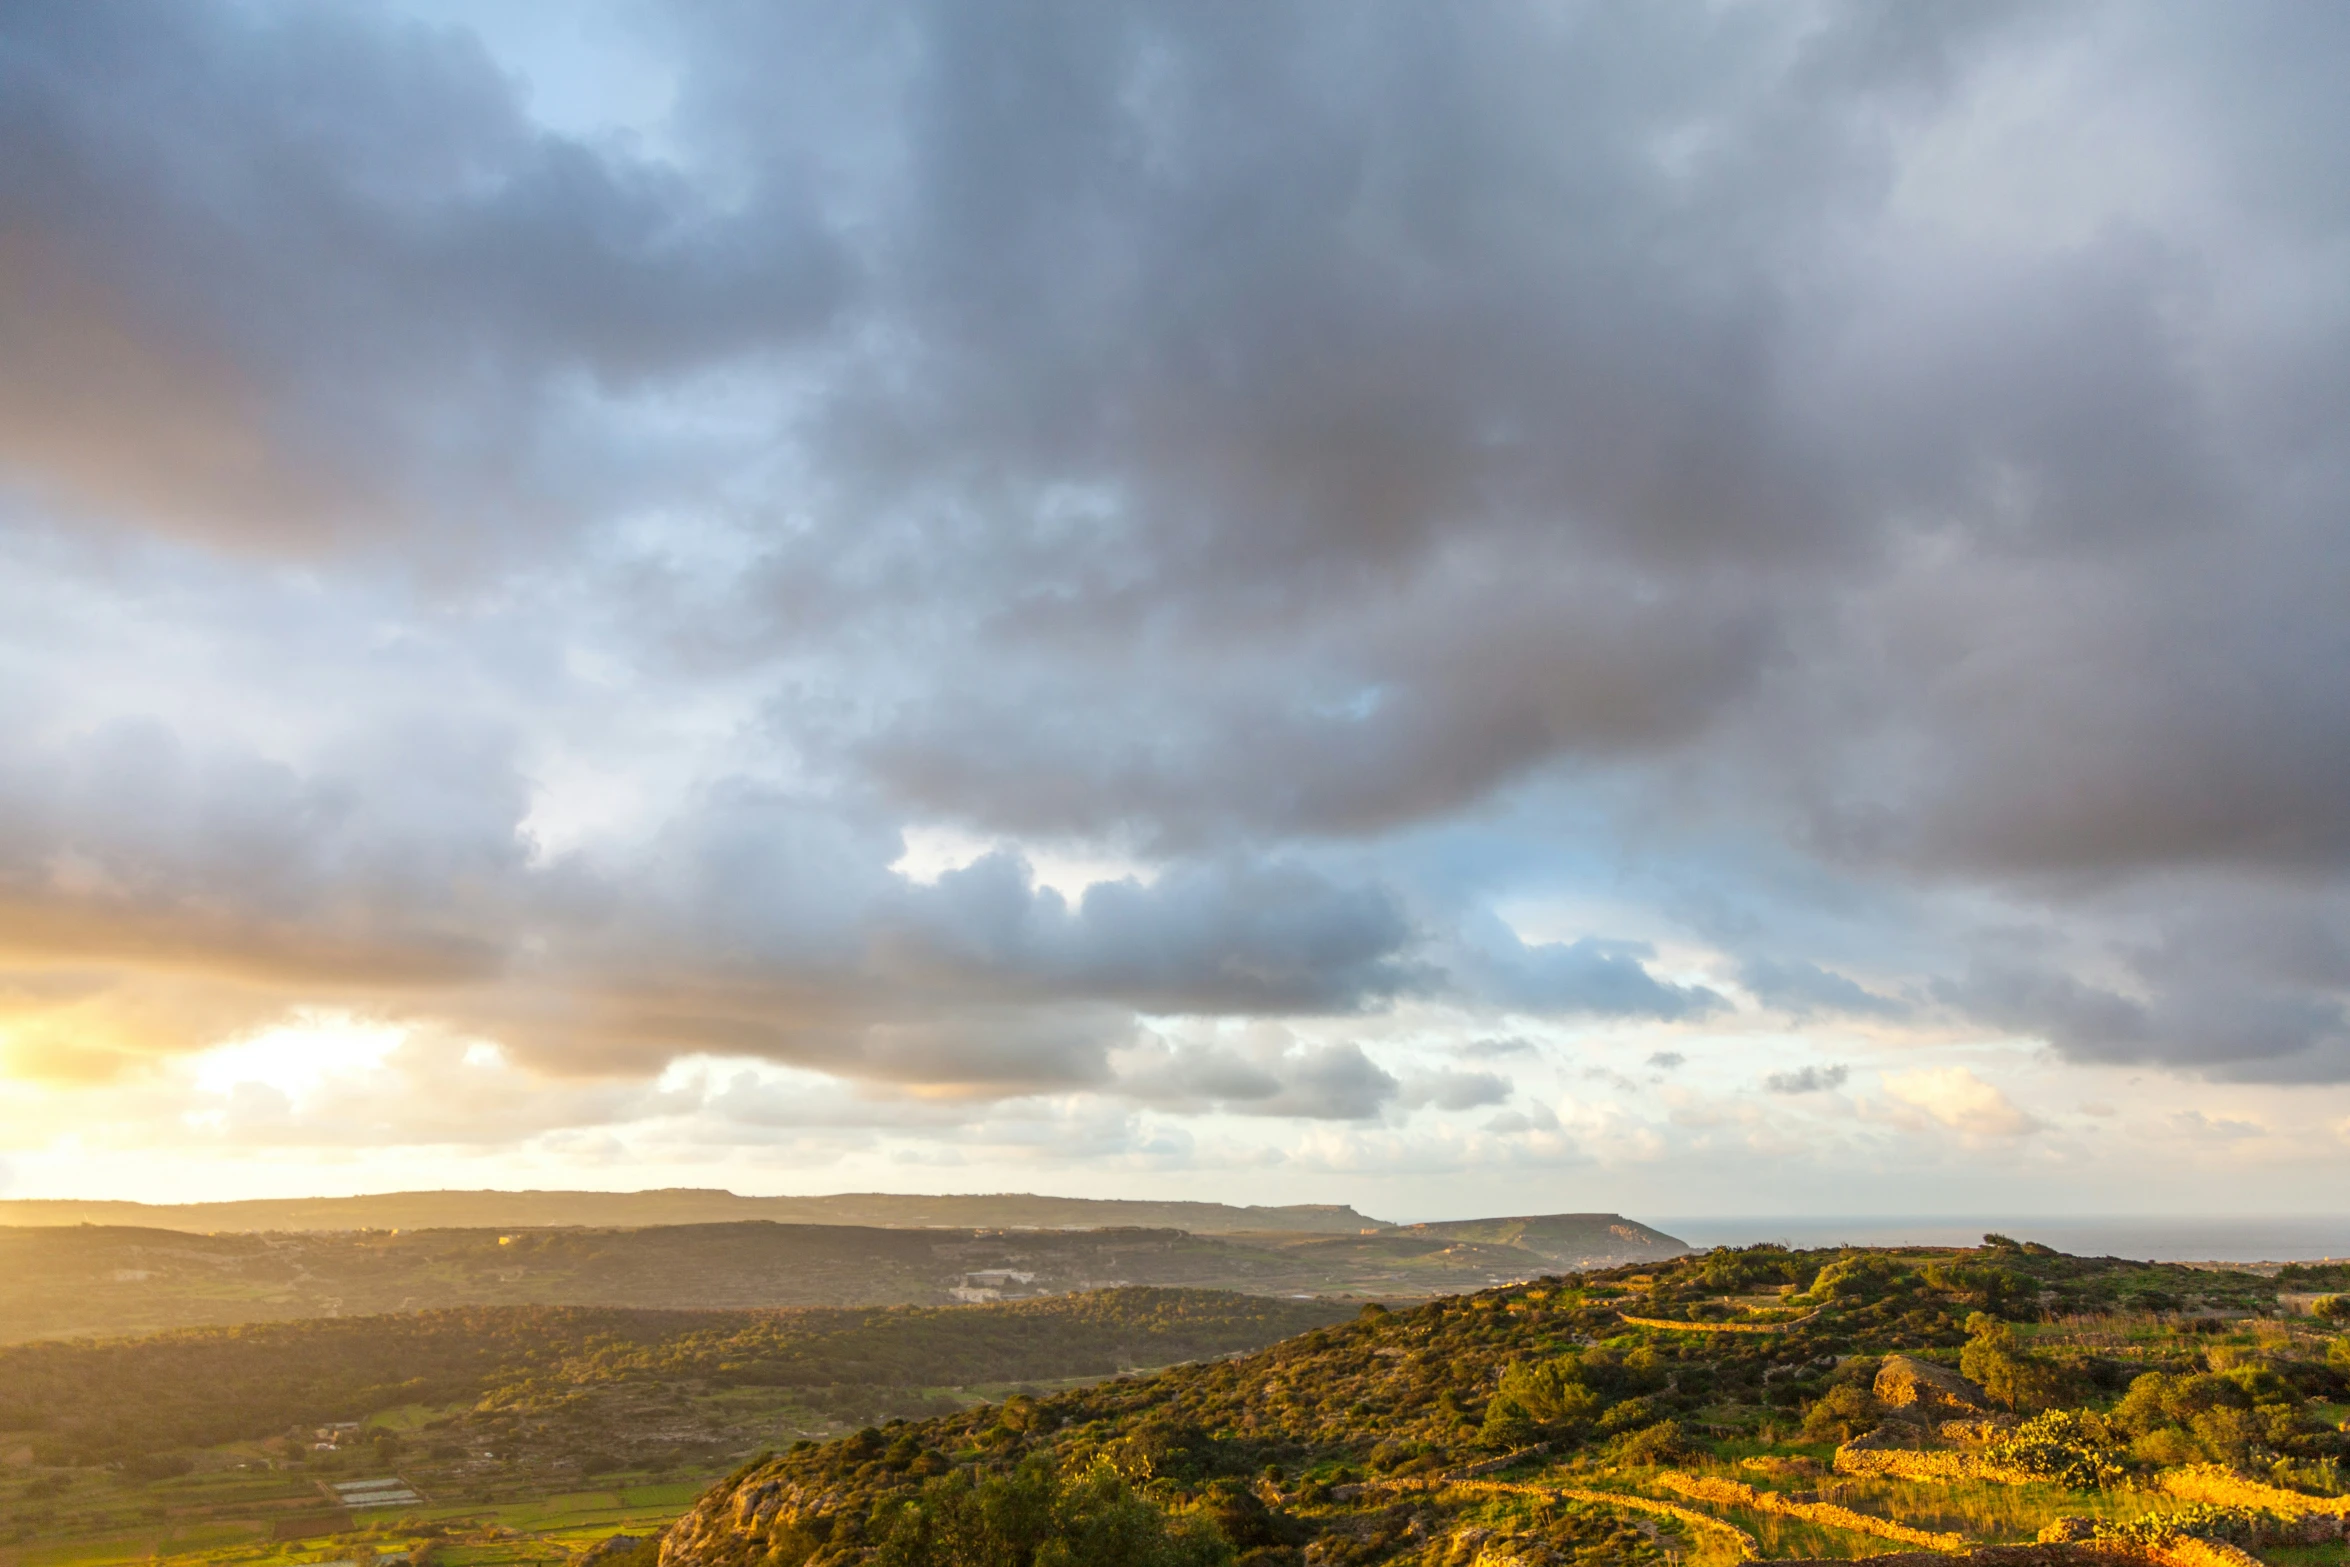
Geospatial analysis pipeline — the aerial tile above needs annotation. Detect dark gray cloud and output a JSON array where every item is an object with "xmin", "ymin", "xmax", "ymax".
[
  {"xmin": 1936, "ymin": 953, "xmax": 2350, "ymax": 1086},
  {"xmin": 1763, "ymin": 1064, "xmax": 1850, "ymax": 1096},
  {"xmin": 1398, "ymin": 1069, "xmax": 1513, "ymax": 1113},
  {"xmin": 1741, "ymin": 958, "xmax": 1909, "ymax": 1020},
  {"xmin": 1118, "ymin": 1037, "xmax": 1401, "ymax": 1120},
  {"xmin": 1458, "ymin": 920, "xmax": 1724, "ymax": 1020},
  {"xmin": 0, "ymin": 2, "xmax": 841, "ymax": 548},
  {"xmin": 0, "ymin": 714, "xmax": 528, "ymax": 988},
  {"xmin": 0, "ymin": 0, "xmax": 2346, "ymax": 1094}
]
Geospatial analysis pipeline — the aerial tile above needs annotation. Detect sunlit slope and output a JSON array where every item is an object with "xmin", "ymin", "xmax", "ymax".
[{"xmin": 662, "ymin": 1241, "xmax": 2330, "ymax": 1567}]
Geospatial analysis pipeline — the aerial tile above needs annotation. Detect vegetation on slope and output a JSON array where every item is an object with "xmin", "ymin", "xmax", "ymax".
[{"xmin": 662, "ymin": 1239, "xmax": 2350, "ymax": 1567}]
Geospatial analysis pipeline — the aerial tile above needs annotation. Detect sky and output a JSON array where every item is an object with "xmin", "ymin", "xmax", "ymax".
[{"xmin": 0, "ymin": 1, "xmax": 2347, "ymax": 1223}]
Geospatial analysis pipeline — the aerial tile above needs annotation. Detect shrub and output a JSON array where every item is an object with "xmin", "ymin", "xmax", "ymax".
[
  {"xmin": 1800, "ymin": 1384, "xmax": 1884, "ymax": 1443},
  {"xmin": 1192, "ymin": 1481, "xmax": 1305, "ymax": 1554},
  {"xmin": 1479, "ymin": 1358, "xmax": 1599, "ymax": 1449},
  {"xmin": 873, "ymin": 1459, "xmax": 1230, "ymax": 1567},
  {"xmin": 2190, "ymin": 1406, "xmax": 2265, "ymax": 1470},
  {"xmin": 1604, "ymin": 1420, "xmax": 1694, "ymax": 1467},
  {"xmin": 2270, "ymin": 1456, "xmax": 2345, "ymax": 1498},
  {"xmin": 2134, "ymin": 1427, "xmax": 2202, "ymax": 1466},
  {"xmin": 2115, "ymin": 1371, "xmax": 2251, "ymax": 1436},
  {"xmin": 1694, "ymin": 1246, "xmax": 1808, "ymax": 1292},
  {"xmin": 1962, "ymin": 1313, "xmax": 2066, "ymax": 1411},
  {"xmin": 1808, "ymin": 1255, "xmax": 1905, "ymax": 1302},
  {"xmin": 1979, "ymin": 1410, "xmax": 2125, "ymax": 1489},
  {"xmin": 2093, "ymin": 1502, "xmax": 2271, "ymax": 1548}
]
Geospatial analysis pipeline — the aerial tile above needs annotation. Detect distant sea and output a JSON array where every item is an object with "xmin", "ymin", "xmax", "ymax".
[{"xmin": 1651, "ymin": 1215, "xmax": 2350, "ymax": 1264}]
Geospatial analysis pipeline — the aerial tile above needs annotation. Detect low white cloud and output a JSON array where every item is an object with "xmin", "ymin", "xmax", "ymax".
[{"xmin": 1883, "ymin": 1066, "xmax": 2041, "ymax": 1140}]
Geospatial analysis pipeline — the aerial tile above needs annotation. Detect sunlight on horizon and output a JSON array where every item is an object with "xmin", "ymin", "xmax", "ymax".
[{"xmin": 186, "ymin": 1013, "xmax": 407, "ymax": 1106}]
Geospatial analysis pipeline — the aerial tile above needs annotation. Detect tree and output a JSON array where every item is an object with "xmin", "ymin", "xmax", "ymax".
[
  {"xmin": 1961, "ymin": 1313, "xmax": 2064, "ymax": 1411},
  {"xmin": 1479, "ymin": 1358, "xmax": 1599, "ymax": 1448},
  {"xmin": 1800, "ymin": 1384, "xmax": 1884, "ymax": 1443}
]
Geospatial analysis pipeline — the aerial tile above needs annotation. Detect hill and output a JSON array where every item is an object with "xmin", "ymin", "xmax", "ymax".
[
  {"xmin": 0, "ymin": 1217, "xmax": 1691, "ymax": 1343},
  {"xmin": 659, "ymin": 1239, "xmax": 2346, "ymax": 1567},
  {"xmin": 0, "ymin": 1190, "xmax": 1390, "ymax": 1236},
  {"xmin": 1387, "ymin": 1213, "xmax": 1688, "ymax": 1271}
]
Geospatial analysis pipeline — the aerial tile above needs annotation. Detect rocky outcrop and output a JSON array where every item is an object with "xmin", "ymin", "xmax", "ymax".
[
  {"xmin": 660, "ymin": 1470, "xmax": 854, "ymax": 1567},
  {"xmin": 1874, "ymin": 1354, "xmax": 1991, "ymax": 1419}
]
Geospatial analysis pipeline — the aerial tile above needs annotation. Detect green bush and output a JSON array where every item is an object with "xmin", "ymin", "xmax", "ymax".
[
  {"xmin": 1800, "ymin": 1383, "xmax": 1884, "ymax": 1443},
  {"xmin": 1808, "ymin": 1255, "xmax": 1905, "ymax": 1301},
  {"xmin": 1980, "ymin": 1410, "xmax": 2124, "ymax": 1489},
  {"xmin": 1693, "ymin": 1246, "xmax": 1808, "ymax": 1292},
  {"xmin": 1603, "ymin": 1420, "xmax": 1693, "ymax": 1468},
  {"xmin": 2094, "ymin": 1503, "xmax": 2270, "ymax": 1548},
  {"xmin": 1961, "ymin": 1313, "xmax": 2066, "ymax": 1411},
  {"xmin": 873, "ymin": 1459, "xmax": 1229, "ymax": 1567},
  {"xmin": 1479, "ymin": 1358, "xmax": 1599, "ymax": 1449}
]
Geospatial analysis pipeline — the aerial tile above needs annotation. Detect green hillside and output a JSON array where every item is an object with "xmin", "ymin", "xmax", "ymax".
[{"xmin": 657, "ymin": 1240, "xmax": 2347, "ymax": 1567}]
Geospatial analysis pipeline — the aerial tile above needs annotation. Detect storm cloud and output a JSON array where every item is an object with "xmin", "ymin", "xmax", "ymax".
[{"xmin": 1, "ymin": 0, "xmax": 2347, "ymax": 1172}]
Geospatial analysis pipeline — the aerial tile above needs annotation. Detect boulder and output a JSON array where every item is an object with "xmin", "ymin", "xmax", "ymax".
[{"xmin": 1873, "ymin": 1354, "xmax": 1991, "ymax": 1420}]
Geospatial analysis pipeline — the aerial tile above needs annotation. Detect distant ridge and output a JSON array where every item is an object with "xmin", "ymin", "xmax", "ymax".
[
  {"xmin": 0, "ymin": 1189, "xmax": 1393, "ymax": 1236},
  {"xmin": 0, "ymin": 1198, "xmax": 1693, "ymax": 1340},
  {"xmin": 1394, "ymin": 1213, "xmax": 1692, "ymax": 1269}
]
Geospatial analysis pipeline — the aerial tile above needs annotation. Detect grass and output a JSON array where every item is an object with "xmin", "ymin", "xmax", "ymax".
[
  {"xmin": 1815, "ymin": 1473, "xmax": 2171, "ymax": 1543},
  {"xmin": 1554, "ymin": 1466, "xmax": 1882, "ymax": 1562},
  {"xmin": 2266, "ymin": 1547, "xmax": 2350, "ymax": 1567},
  {"xmin": 1597, "ymin": 1442, "xmax": 2200, "ymax": 1558},
  {"xmin": 1677, "ymin": 1499, "xmax": 1879, "ymax": 1560}
]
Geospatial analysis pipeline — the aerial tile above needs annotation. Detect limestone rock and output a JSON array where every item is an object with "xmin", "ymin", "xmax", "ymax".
[{"xmin": 1874, "ymin": 1354, "xmax": 1991, "ymax": 1419}]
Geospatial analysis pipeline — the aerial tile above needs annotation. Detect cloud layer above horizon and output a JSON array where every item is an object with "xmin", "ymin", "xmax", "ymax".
[{"xmin": 1, "ymin": 0, "xmax": 2346, "ymax": 1212}]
